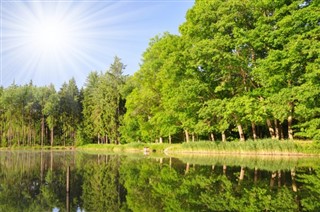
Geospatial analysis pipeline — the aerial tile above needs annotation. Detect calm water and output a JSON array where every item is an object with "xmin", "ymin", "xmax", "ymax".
[{"xmin": 0, "ymin": 151, "xmax": 319, "ymax": 211}]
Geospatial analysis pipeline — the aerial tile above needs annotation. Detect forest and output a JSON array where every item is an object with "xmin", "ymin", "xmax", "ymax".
[{"xmin": 0, "ymin": 0, "xmax": 319, "ymax": 146}]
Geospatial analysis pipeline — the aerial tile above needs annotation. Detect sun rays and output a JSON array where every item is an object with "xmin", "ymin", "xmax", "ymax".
[
  {"xmin": 1, "ymin": 1, "xmax": 136, "ymax": 87},
  {"xmin": 1, "ymin": 1, "xmax": 194, "ymax": 87}
]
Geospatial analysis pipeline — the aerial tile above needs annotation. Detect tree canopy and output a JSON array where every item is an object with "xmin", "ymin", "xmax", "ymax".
[{"xmin": 0, "ymin": 0, "xmax": 319, "ymax": 146}]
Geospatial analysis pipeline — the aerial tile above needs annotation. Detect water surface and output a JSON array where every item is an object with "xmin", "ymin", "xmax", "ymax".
[{"xmin": 0, "ymin": 151, "xmax": 319, "ymax": 211}]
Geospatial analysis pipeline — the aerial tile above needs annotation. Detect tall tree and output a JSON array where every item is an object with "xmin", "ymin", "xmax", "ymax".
[
  {"xmin": 43, "ymin": 86, "xmax": 59, "ymax": 146},
  {"xmin": 82, "ymin": 56, "xmax": 126, "ymax": 144},
  {"xmin": 58, "ymin": 78, "xmax": 81, "ymax": 146}
]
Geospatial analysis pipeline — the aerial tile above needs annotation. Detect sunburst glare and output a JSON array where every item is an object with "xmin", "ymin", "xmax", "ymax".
[
  {"xmin": 31, "ymin": 18, "xmax": 71, "ymax": 53},
  {"xmin": 1, "ymin": 1, "xmax": 194, "ymax": 87}
]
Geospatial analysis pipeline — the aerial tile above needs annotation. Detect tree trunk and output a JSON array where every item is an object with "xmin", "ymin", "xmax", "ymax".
[
  {"xmin": 41, "ymin": 116, "xmax": 45, "ymax": 147},
  {"xmin": 210, "ymin": 133, "xmax": 215, "ymax": 141},
  {"xmin": 274, "ymin": 119, "xmax": 280, "ymax": 140},
  {"xmin": 185, "ymin": 163, "xmax": 190, "ymax": 174},
  {"xmin": 291, "ymin": 168, "xmax": 297, "ymax": 192},
  {"xmin": 50, "ymin": 127, "xmax": 54, "ymax": 147},
  {"xmin": 168, "ymin": 134, "xmax": 172, "ymax": 144},
  {"xmin": 45, "ymin": 127, "xmax": 48, "ymax": 143},
  {"xmin": 278, "ymin": 170, "xmax": 282, "ymax": 187},
  {"xmin": 254, "ymin": 168, "xmax": 258, "ymax": 184},
  {"xmin": 223, "ymin": 165, "xmax": 227, "ymax": 175},
  {"xmin": 50, "ymin": 150, "xmax": 53, "ymax": 171},
  {"xmin": 280, "ymin": 123, "xmax": 284, "ymax": 140},
  {"xmin": 192, "ymin": 133, "xmax": 195, "ymax": 142},
  {"xmin": 28, "ymin": 125, "xmax": 32, "ymax": 145},
  {"xmin": 66, "ymin": 166, "xmax": 70, "ymax": 193},
  {"xmin": 105, "ymin": 134, "xmax": 108, "ymax": 144},
  {"xmin": 288, "ymin": 115, "xmax": 294, "ymax": 140},
  {"xmin": 222, "ymin": 131, "xmax": 226, "ymax": 142},
  {"xmin": 17, "ymin": 129, "xmax": 20, "ymax": 146},
  {"xmin": 40, "ymin": 151, "xmax": 44, "ymax": 182},
  {"xmin": 159, "ymin": 137, "xmax": 163, "ymax": 144},
  {"xmin": 237, "ymin": 123, "xmax": 245, "ymax": 141},
  {"xmin": 287, "ymin": 89, "xmax": 294, "ymax": 138},
  {"xmin": 266, "ymin": 119, "xmax": 276, "ymax": 139},
  {"xmin": 21, "ymin": 125, "xmax": 24, "ymax": 146},
  {"xmin": 251, "ymin": 122, "xmax": 257, "ymax": 140},
  {"xmin": 185, "ymin": 130, "xmax": 190, "ymax": 143},
  {"xmin": 159, "ymin": 158, "xmax": 163, "ymax": 164},
  {"xmin": 64, "ymin": 133, "xmax": 66, "ymax": 147},
  {"xmin": 33, "ymin": 128, "xmax": 36, "ymax": 146},
  {"xmin": 270, "ymin": 171, "xmax": 277, "ymax": 188},
  {"xmin": 239, "ymin": 167, "xmax": 245, "ymax": 185}
]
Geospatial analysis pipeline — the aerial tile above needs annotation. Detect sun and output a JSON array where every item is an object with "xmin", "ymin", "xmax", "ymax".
[
  {"xmin": 1, "ymin": 1, "xmax": 143, "ymax": 87},
  {"xmin": 29, "ymin": 18, "xmax": 72, "ymax": 55}
]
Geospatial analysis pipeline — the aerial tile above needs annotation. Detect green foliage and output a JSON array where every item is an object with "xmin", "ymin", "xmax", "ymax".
[
  {"xmin": 1, "ymin": 0, "xmax": 319, "ymax": 146},
  {"xmin": 298, "ymin": 167, "xmax": 320, "ymax": 211},
  {"xmin": 82, "ymin": 56, "xmax": 126, "ymax": 145},
  {"xmin": 177, "ymin": 154, "xmax": 320, "ymax": 172},
  {"xmin": 82, "ymin": 157, "xmax": 122, "ymax": 211},
  {"xmin": 0, "ymin": 151, "xmax": 319, "ymax": 211}
]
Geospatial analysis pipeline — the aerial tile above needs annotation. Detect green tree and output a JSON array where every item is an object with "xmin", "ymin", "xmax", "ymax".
[
  {"xmin": 251, "ymin": 0, "xmax": 320, "ymax": 139},
  {"xmin": 122, "ymin": 34, "xmax": 185, "ymax": 143},
  {"xmin": 58, "ymin": 78, "xmax": 81, "ymax": 146},
  {"xmin": 82, "ymin": 56, "xmax": 126, "ymax": 144},
  {"xmin": 43, "ymin": 86, "xmax": 59, "ymax": 146}
]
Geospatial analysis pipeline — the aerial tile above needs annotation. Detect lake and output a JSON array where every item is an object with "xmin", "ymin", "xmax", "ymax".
[{"xmin": 0, "ymin": 150, "xmax": 319, "ymax": 211}]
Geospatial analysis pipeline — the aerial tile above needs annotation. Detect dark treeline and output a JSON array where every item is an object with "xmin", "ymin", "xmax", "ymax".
[{"xmin": 0, "ymin": 0, "xmax": 319, "ymax": 146}]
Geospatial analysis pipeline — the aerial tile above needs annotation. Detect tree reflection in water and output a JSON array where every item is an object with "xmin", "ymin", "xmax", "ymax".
[{"xmin": 0, "ymin": 151, "xmax": 319, "ymax": 211}]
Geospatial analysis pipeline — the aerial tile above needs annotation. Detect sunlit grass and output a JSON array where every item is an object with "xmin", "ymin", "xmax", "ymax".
[
  {"xmin": 76, "ymin": 139, "xmax": 320, "ymax": 155},
  {"xmin": 166, "ymin": 139, "xmax": 320, "ymax": 155}
]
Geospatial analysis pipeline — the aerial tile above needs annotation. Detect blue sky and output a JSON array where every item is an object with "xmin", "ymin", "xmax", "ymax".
[{"xmin": 1, "ymin": 0, "xmax": 194, "ymax": 88}]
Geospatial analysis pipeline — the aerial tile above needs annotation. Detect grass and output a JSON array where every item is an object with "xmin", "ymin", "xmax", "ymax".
[
  {"xmin": 2, "ymin": 139, "xmax": 319, "ymax": 156},
  {"xmin": 168, "ymin": 139, "xmax": 304, "ymax": 155},
  {"xmin": 77, "ymin": 142, "xmax": 173, "ymax": 153},
  {"xmin": 76, "ymin": 139, "xmax": 320, "ymax": 156},
  {"xmin": 0, "ymin": 145, "xmax": 74, "ymax": 151}
]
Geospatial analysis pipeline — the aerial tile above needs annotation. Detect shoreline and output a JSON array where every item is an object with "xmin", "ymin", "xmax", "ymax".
[{"xmin": 0, "ymin": 139, "xmax": 319, "ymax": 157}]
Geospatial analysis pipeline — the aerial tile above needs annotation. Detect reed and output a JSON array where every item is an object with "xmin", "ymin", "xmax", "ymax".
[
  {"xmin": 77, "ymin": 139, "xmax": 320, "ymax": 155},
  {"xmin": 168, "ymin": 139, "xmax": 318, "ymax": 155}
]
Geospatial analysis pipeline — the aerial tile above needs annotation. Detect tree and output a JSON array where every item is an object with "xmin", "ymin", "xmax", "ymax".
[
  {"xmin": 58, "ymin": 78, "xmax": 81, "ymax": 146},
  {"xmin": 43, "ymin": 86, "xmax": 59, "ymax": 146},
  {"xmin": 251, "ymin": 0, "xmax": 320, "ymax": 139},
  {"xmin": 122, "ymin": 34, "xmax": 184, "ymax": 143},
  {"xmin": 82, "ymin": 56, "xmax": 126, "ymax": 144}
]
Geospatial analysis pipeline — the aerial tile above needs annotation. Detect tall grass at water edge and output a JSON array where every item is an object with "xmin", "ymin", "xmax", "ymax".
[
  {"xmin": 170, "ymin": 139, "xmax": 319, "ymax": 155},
  {"xmin": 77, "ymin": 139, "xmax": 320, "ymax": 155}
]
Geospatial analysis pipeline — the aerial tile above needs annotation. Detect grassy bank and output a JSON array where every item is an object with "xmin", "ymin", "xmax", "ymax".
[
  {"xmin": 0, "ymin": 145, "xmax": 75, "ymax": 151},
  {"xmin": 167, "ymin": 139, "xmax": 320, "ymax": 155},
  {"xmin": 2, "ymin": 139, "xmax": 318, "ymax": 156},
  {"xmin": 77, "ymin": 139, "xmax": 320, "ymax": 155},
  {"xmin": 77, "ymin": 142, "xmax": 174, "ymax": 153}
]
